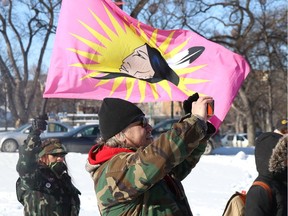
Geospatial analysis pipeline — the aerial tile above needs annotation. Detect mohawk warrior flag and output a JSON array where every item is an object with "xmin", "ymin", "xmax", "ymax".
[{"xmin": 44, "ymin": 0, "xmax": 250, "ymax": 129}]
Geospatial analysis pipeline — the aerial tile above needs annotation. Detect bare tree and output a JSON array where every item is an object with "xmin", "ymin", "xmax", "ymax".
[
  {"xmin": 123, "ymin": 0, "xmax": 286, "ymax": 145},
  {"xmin": 178, "ymin": 0, "xmax": 287, "ymax": 145},
  {"xmin": 0, "ymin": 0, "xmax": 61, "ymax": 127}
]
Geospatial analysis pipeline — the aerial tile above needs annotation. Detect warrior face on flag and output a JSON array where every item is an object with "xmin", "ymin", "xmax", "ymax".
[
  {"xmin": 120, "ymin": 44, "xmax": 155, "ymax": 80},
  {"xmin": 95, "ymin": 43, "xmax": 204, "ymax": 86}
]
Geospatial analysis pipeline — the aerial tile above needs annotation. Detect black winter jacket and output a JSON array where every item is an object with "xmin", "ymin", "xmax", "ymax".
[{"xmin": 245, "ymin": 132, "xmax": 287, "ymax": 216}]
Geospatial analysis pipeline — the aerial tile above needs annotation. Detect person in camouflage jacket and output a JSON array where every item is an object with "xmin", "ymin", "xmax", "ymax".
[
  {"xmin": 16, "ymin": 116, "xmax": 81, "ymax": 216},
  {"xmin": 86, "ymin": 94, "xmax": 216, "ymax": 215}
]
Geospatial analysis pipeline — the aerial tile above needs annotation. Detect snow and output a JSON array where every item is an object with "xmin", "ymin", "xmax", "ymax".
[{"xmin": 0, "ymin": 147, "xmax": 257, "ymax": 216}]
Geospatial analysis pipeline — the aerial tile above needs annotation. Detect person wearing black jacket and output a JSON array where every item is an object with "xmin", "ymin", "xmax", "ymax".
[{"xmin": 245, "ymin": 119, "xmax": 287, "ymax": 216}]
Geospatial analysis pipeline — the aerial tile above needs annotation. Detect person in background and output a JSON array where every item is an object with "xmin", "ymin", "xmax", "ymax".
[
  {"xmin": 269, "ymin": 135, "xmax": 287, "ymax": 211},
  {"xmin": 245, "ymin": 119, "xmax": 288, "ymax": 216},
  {"xmin": 86, "ymin": 94, "xmax": 216, "ymax": 215},
  {"xmin": 16, "ymin": 115, "xmax": 81, "ymax": 216}
]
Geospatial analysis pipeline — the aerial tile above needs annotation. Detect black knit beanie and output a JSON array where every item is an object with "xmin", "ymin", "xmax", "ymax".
[{"xmin": 99, "ymin": 98, "xmax": 145, "ymax": 140}]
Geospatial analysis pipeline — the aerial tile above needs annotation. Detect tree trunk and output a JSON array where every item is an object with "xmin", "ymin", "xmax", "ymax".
[{"xmin": 239, "ymin": 88, "xmax": 255, "ymax": 146}]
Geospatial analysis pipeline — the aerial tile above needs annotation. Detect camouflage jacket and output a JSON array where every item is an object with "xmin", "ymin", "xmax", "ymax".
[
  {"xmin": 86, "ymin": 115, "xmax": 214, "ymax": 216},
  {"xmin": 16, "ymin": 131, "xmax": 81, "ymax": 216}
]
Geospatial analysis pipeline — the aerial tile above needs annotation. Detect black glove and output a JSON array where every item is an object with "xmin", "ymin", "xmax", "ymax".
[
  {"xmin": 202, "ymin": 122, "xmax": 216, "ymax": 141},
  {"xmin": 183, "ymin": 93, "xmax": 199, "ymax": 115},
  {"xmin": 32, "ymin": 114, "xmax": 48, "ymax": 132},
  {"xmin": 49, "ymin": 162, "xmax": 68, "ymax": 179},
  {"xmin": 207, "ymin": 122, "xmax": 216, "ymax": 136}
]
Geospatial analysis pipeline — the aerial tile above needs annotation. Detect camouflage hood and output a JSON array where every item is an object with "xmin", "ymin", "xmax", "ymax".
[
  {"xmin": 86, "ymin": 144, "xmax": 134, "ymax": 173},
  {"xmin": 39, "ymin": 139, "xmax": 67, "ymax": 158}
]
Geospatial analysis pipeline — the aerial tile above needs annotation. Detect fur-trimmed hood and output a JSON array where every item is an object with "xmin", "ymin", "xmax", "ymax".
[{"xmin": 269, "ymin": 135, "xmax": 287, "ymax": 182}]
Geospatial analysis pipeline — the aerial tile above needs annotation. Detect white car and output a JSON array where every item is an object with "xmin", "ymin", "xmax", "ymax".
[
  {"xmin": 221, "ymin": 133, "xmax": 249, "ymax": 147},
  {"xmin": 0, "ymin": 122, "xmax": 73, "ymax": 152}
]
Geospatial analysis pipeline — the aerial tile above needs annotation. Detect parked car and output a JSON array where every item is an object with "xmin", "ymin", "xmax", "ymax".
[
  {"xmin": 151, "ymin": 118, "xmax": 222, "ymax": 155},
  {"xmin": 0, "ymin": 122, "xmax": 73, "ymax": 152},
  {"xmin": 221, "ymin": 133, "xmax": 249, "ymax": 147},
  {"xmin": 41, "ymin": 124, "xmax": 100, "ymax": 153},
  {"xmin": 152, "ymin": 119, "xmax": 179, "ymax": 137}
]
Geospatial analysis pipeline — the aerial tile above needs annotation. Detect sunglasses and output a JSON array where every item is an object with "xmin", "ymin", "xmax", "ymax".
[
  {"xmin": 132, "ymin": 116, "xmax": 149, "ymax": 128},
  {"xmin": 49, "ymin": 153, "xmax": 66, "ymax": 158}
]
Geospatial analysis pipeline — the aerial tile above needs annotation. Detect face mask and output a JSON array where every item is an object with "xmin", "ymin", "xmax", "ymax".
[{"xmin": 49, "ymin": 162, "xmax": 67, "ymax": 179}]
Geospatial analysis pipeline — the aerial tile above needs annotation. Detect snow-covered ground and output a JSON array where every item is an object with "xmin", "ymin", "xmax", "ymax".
[{"xmin": 0, "ymin": 147, "xmax": 257, "ymax": 216}]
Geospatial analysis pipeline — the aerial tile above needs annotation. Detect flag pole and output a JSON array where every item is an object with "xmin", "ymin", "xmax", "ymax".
[{"xmin": 41, "ymin": 98, "xmax": 48, "ymax": 117}]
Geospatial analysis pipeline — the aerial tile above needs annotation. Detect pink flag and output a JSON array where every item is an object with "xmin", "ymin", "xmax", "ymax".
[{"xmin": 44, "ymin": 0, "xmax": 250, "ymax": 129}]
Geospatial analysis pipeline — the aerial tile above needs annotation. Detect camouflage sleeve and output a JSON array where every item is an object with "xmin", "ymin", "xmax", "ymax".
[
  {"xmin": 170, "ymin": 140, "xmax": 206, "ymax": 180},
  {"xmin": 16, "ymin": 130, "xmax": 42, "ymax": 178},
  {"xmin": 171, "ymin": 121, "xmax": 216, "ymax": 180},
  {"xmin": 95, "ymin": 115, "xmax": 207, "ymax": 201}
]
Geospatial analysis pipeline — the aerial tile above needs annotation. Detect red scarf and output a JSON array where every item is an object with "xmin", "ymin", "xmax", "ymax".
[{"xmin": 88, "ymin": 145, "xmax": 134, "ymax": 165}]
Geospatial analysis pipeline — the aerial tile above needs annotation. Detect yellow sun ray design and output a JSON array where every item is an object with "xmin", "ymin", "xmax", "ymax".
[
  {"xmin": 149, "ymin": 83, "xmax": 159, "ymax": 100},
  {"xmin": 175, "ymin": 65, "xmax": 207, "ymax": 76},
  {"xmin": 138, "ymin": 80, "xmax": 147, "ymax": 102},
  {"xmin": 125, "ymin": 78, "xmax": 135, "ymax": 100},
  {"xmin": 67, "ymin": 2, "xmax": 209, "ymax": 101},
  {"xmin": 94, "ymin": 79, "xmax": 110, "ymax": 87},
  {"xmin": 157, "ymin": 81, "xmax": 172, "ymax": 98},
  {"xmin": 110, "ymin": 77, "xmax": 125, "ymax": 96}
]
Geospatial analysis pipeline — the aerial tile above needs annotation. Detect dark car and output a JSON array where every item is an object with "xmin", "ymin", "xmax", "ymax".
[
  {"xmin": 42, "ymin": 124, "xmax": 100, "ymax": 153},
  {"xmin": 152, "ymin": 118, "xmax": 222, "ymax": 155},
  {"xmin": 0, "ymin": 121, "xmax": 73, "ymax": 152}
]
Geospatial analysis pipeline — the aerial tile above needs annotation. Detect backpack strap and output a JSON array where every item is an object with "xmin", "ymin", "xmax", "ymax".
[
  {"xmin": 222, "ymin": 191, "xmax": 246, "ymax": 216},
  {"xmin": 252, "ymin": 181, "xmax": 273, "ymax": 201}
]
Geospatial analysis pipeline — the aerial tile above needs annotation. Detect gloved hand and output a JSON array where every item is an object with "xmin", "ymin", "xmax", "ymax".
[
  {"xmin": 32, "ymin": 114, "xmax": 48, "ymax": 132},
  {"xmin": 183, "ymin": 93, "xmax": 199, "ymax": 115},
  {"xmin": 49, "ymin": 162, "xmax": 68, "ymax": 179},
  {"xmin": 201, "ymin": 122, "xmax": 216, "ymax": 141}
]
